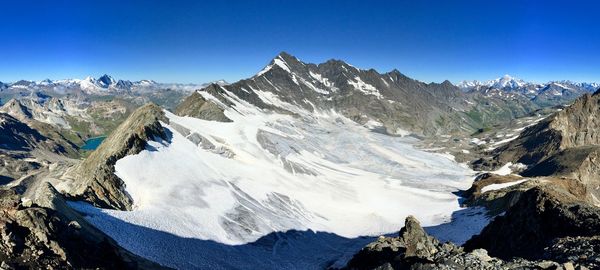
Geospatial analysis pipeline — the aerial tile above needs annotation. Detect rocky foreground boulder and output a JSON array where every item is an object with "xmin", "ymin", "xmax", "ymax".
[
  {"xmin": 464, "ymin": 185, "xmax": 600, "ymax": 262},
  {"xmin": 0, "ymin": 183, "xmax": 165, "ymax": 269},
  {"xmin": 66, "ymin": 103, "xmax": 169, "ymax": 210},
  {"xmin": 343, "ymin": 216, "xmax": 564, "ymax": 270}
]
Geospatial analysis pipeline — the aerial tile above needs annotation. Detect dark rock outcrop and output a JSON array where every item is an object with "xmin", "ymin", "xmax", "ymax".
[
  {"xmin": 174, "ymin": 90, "xmax": 232, "ymax": 122},
  {"xmin": 0, "ymin": 112, "xmax": 77, "ymax": 155},
  {"xmin": 67, "ymin": 103, "xmax": 169, "ymax": 210},
  {"xmin": 544, "ymin": 236, "xmax": 600, "ymax": 268},
  {"xmin": 464, "ymin": 186, "xmax": 600, "ymax": 261},
  {"xmin": 344, "ymin": 216, "xmax": 560, "ymax": 270},
  {"xmin": 0, "ymin": 184, "xmax": 166, "ymax": 269}
]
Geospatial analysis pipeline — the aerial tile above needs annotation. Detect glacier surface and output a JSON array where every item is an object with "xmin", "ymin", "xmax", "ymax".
[{"xmin": 73, "ymin": 89, "xmax": 481, "ymax": 269}]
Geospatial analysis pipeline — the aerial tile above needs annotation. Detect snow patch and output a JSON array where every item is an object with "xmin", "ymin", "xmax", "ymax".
[
  {"xmin": 481, "ymin": 179, "xmax": 528, "ymax": 193},
  {"xmin": 348, "ymin": 76, "xmax": 383, "ymax": 98}
]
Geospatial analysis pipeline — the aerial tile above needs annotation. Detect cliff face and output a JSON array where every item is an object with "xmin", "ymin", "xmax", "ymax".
[
  {"xmin": 471, "ymin": 92, "xmax": 600, "ymax": 201},
  {"xmin": 550, "ymin": 93, "xmax": 600, "ymax": 147},
  {"xmin": 521, "ymin": 146, "xmax": 600, "ymax": 203},
  {"xmin": 488, "ymin": 92, "xmax": 600, "ymax": 166},
  {"xmin": 67, "ymin": 103, "xmax": 169, "ymax": 210},
  {"xmin": 0, "ymin": 113, "xmax": 45, "ymax": 151}
]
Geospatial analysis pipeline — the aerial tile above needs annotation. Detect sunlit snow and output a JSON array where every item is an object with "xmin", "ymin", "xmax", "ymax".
[{"xmin": 481, "ymin": 179, "xmax": 528, "ymax": 193}]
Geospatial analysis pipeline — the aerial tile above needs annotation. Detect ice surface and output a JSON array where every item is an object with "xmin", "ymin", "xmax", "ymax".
[{"xmin": 75, "ymin": 88, "xmax": 482, "ymax": 269}]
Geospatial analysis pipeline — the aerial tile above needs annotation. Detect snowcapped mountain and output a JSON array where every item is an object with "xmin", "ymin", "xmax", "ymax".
[
  {"xmin": 458, "ymin": 75, "xmax": 598, "ymax": 107},
  {"xmin": 195, "ymin": 52, "xmax": 474, "ymax": 136},
  {"xmin": 458, "ymin": 75, "xmax": 527, "ymax": 90},
  {"xmin": 458, "ymin": 75, "xmax": 597, "ymax": 94},
  {"xmin": 0, "ymin": 75, "xmax": 203, "ymax": 95}
]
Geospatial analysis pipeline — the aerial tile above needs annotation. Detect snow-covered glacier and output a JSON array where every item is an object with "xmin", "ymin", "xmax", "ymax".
[{"xmin": 70, "ymin": 89, "xmax": 481, "ymax": 269}]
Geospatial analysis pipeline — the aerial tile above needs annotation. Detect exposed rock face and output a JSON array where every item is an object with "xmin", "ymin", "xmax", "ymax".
[
  {"xmin": 0, "ymin": 113, "xmax": 45, "ymax": 151},
  {"xmin": 0, "ymin": 184, "xmax": 165, "ymax": 269},
  {"xmin": 345, "ymin": 216, "xmax": 441, "ymax": 269},
  {"xmin": 67, "ymin": 103, "xmax": 169, "ymax": 210},
  {"xmin": 464, "ymin": 186, "xmax": 600, "ymax": 261},
  {"xmin": 0, "ymin": 112, "xmax": 78, "ymax": 156},
  {"xmin": 484, "ymin": 91, "xmax": 600, "ymax": 168},
  {"xmin": 398, "ymin": 216, "xmax": 440, "ymax": 260},
  {"xmin": 174, "ymin": 89, "xmax": 232, "ymax": 122},
  {"xmin": 461, "ymin": 173, "xmax": 530, "ymax": 215},
  {"xmin": 472, "ymin": 90, "xmax": 600, "ymax": 203},
  {"xmin": 522, "ymin": 146, "xmax": 600, "ymax": 202}
]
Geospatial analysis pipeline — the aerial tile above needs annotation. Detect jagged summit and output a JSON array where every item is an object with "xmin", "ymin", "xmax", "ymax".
[
  {"xmin": 275, "ymin": 51, "xmax": 296, "ymax": 62},
  {"xmin": 97, "ymin": 74, "xmax": 117, "ymax": 87}
]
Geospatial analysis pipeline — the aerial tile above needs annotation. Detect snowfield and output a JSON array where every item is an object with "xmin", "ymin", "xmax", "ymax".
[{"xmin": 72, "ymin": 89, "xmax": 482, "ymax": 269}]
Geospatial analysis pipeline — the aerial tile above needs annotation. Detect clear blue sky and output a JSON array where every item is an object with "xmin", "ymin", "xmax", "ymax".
[{"xmin": 1, "ymin": 0, "xmax": 599, "ymax": 84}]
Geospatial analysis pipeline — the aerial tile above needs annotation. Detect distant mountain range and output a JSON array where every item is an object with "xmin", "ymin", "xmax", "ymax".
[
  {"xmin": 459, "ymin": 74, "xmax": 599, "ymax": 91},
  {"xmin": 458, "ymin": 75, "xmax": 599, "ymax": 102},
  {"xmin": 0, "ymin": 75, "xmax": 228, "ymax": 95}
]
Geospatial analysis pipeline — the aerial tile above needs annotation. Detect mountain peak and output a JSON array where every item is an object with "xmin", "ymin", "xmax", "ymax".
[
  {"xmin": 441, "ymin": 80, "xmax": 454, "ymax": 86},
  {"xmin": 97, "ymin": 74, "xmax": 116, "ymax": 86},
  {"xmin": 256, "ymin": 52, "xmax": 300, "ymax": 77},
  {"xmin": 276, "ymin": 51, "xmax": 294, "ymax": 59}
]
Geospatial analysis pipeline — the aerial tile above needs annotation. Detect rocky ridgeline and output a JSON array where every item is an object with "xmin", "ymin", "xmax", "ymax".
[
  {"xmin": 0, "ymin": 112, "xmax": 78, "ymax": 157},
  {"xmin": 0, "ymin": 182, "xmax": 164, "ymax": 269},
  {"xmin": 464, "ymin": 185, "xmax": 600, "ymax": 262},
  {"xmin": 343, "ymin": 216, "xmax": 570, "ymax": 270},
  {"xmin": 66, "ymin": 103, "xmax": 169, "ymax": 210},
  {"xmin": 477, "ymin": 90, "xmax": 600, "ymax": 166},
  {"xmin": 0, "ymin": 103, "xmax": 173, "ymax": 268}
]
